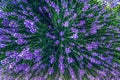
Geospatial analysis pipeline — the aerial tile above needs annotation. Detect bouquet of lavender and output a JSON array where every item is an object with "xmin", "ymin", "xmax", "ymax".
[{"xmin": 0, "ymin": 0, "xmax": 120, "ymax": 80}]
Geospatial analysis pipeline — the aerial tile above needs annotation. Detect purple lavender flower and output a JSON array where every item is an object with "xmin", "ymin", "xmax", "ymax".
[
  {"xmin": 82, "ymin": 3, "xmax": 90, "ymax": 12},
  {"xmin": 65, "ymin": 47, "xmax": 71, "ymax": 54},
  {"xmin": 67, "ymin": 57, "xmax": 74, "ymax": 63},
  {"xmin": 24, "ymin": 20, "xmax": 37, "ymax": 33},
  {"xmin": 70, "ymin": 33, "xmax": 78, "ymax": 40},
  {"xmin": 116, "ymin": 47, "xmax": 120, "ymax": 51},
  {"xmin": 62, "ymin": 21, "xmax": 69, "ymax": 27},
  {"xmin": 59, "ymin": 31, "xmax": 64, "ymax": 36},
  {"xmin": 48, "ymin": 67, "xmax": 54, "ymax": 75},
  {"xmin": 79, "ymin": 20, "xmax": 86, "ymax": 26}
]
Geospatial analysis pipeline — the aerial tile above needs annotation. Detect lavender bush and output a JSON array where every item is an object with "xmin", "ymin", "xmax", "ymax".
[{"xmin": 0, "ymin": 0, "xmax": 120, "ymax": 80}]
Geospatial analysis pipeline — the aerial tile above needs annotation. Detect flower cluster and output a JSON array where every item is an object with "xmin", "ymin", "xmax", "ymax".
[
  {"xmin": 102, "ymin": 0, "xmax": 120, "ymax": 8},
  {"xmin": 0, "ymin": 0, "xmax": 120, "ymax": 80}
]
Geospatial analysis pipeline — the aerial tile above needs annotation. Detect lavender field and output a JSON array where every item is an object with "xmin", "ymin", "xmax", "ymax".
[{"xmin": 0, "ymin": 0, "xmax": 120, "ymax": 80}]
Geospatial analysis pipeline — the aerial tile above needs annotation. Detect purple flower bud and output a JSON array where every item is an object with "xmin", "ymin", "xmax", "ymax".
[
  {"xmin": 67, "ymin": 57, "xmax": 74, "ymax": 63},
  {"xmin": 13, "ymin": 33, "xmax": 25, "ymax": 39},
  {"xmin": 14, "ymin": 64, "xmax": 30, "ymax": 73},
  {"xmin": 18, "ymin": 47, "xmax": 34, "ymax": 60},
  {"xmin": 79, "ymin": 20, "xmax": 86, "ymax": 26},
  {"xmin": 79, "ymin": 69, "xmax": 85, "ymax": 76},
  {"xmin": 48, "ymin": 67, "xmax": 54, "ymax": 75},
  {"xmin": 55, "ymin": 6, "xmax": 60, "ymax": 14},
  {"xmin": 64, "ymin": 12, "xmax": 70, "ymax": 18},
  {"xmin": 34, "ymin": 16, "xmax": 39, "ymax": 22},
  {"xmin": 62, "ymin": 21, "xmax": 69, "ymax": 27},
  {"xmin": 82, "ymin": 3, "xmax": 90, "ymax": 12},
  {"xmin": 0, "ymin": 43, "xmax": 6, "ymax": 48},
  {"xmin": 90, "ymin": 28, "xmax": 97, "ymax": 34},
  {"xmin": 91, "ymin": 52, "xmax": 98, "ymax": 56},
  {"xmin": 86, "ymin": 44, "xmax": 93, "ymax": 51},
  {"xmin": 71, "ymin": 27, "xmax": 78, "ymax": 33},
  {"xmin": 116, "ymin": 47, "xmax": 120, "ymax": 51},
  {"xmin": 69, "ymin": 67, "xmax": 76, "ymax": 80},
  {"xmin": 15, "ymin": 38, "xmax": 26, "ymax": 45},
  {"xmin": 59, "ymin": 31, "xmax": 64, "ymax": 36},
  {"xmin": 0, "ymin": 10, "xmax": 5, "ymax": 18},
  {"xmin": 32, "ymin": 63, "xmax": 40, "ymax": 70},
  {"xmin": 65, "ymin": 47, "xmax": 71, "ymax": 54},
  {"xmin": 70, "ymin": 33, "xmax": 78, "ymax": 40},
  {"xmin": 9, "ymin": 62, "xmax": 16, "ymax": 69},
  {"xmin": 77, "ymin": 55, "xmax": 84, "ymax": 61},
  {"xmin": 59, "ymin": 55, "xmax": 65, "ymax": 73},
  {"xmin": 49, "ymin": 55, "xmax": 55, "ymax": 64},
  {"xmin": 24, "ymin": 20, "xmax": 36, "ymax": 32},
  {"xmin": 54, "ymin": 40, "xmax": 60, "ymax": 45},
  {"xmin": 90, "ymin": 57, "xmax": 96, "ymax": 63},
  {"xmin": 87, "ymin": 63, "xmax": 92, "ymax": 69},
  {"xmin": 88, "ymin": 13, "xmax": 94, "ymax": 17},
  {"xmin": 34, "ymin": 49, "xmax": 41, "ymax": 56},
  {"xmin": 46, "ymin": 33, "xmax": 56, "ymax": 39},
  {"xmin": 2, "ymin": 19, "xmax": 10, "ymax": 26},
  {"xmin": 91, "ymin": 41, "xmax": 99, "ymax": 49},
  {"xmin": 29, "ymin": 26, "xmax": 37, "ymax": 34}
]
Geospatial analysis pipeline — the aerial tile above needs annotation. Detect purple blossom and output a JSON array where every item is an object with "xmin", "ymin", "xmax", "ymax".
[
  {"xmin": 14, "ymin": 64, "xmax": 30, "ymax": 73},
  {"xmin": 82, "ymin": 3, "xmax": 90, "ymax": 12},
  {"xmin": 91, "ymin": 52, "xmax": 98, "ymax": 56},
  {"xmin": 32, "ymin": 63, "xmax": 40, "ymax": 70},
  {"xmin": 90, "ymin": 28, "xmax": 97, "ymax": 34},
  {"xmin": 24, "ymin": 20, "xmax": 34, "ymax": 28},
  {"xmin": 71, "ymin": 27, "xmax": 78, "ymax": 33},
  {"xmin": 18, "ymin": 47, "xmax": 34, "ymax": 60},
  {"xmin": 69, "ymin": 67, "xmax": 76, "ymax": 80},
  {"xmin": 79, "ymin": 69, "xmax": 85, "ymax": 76},
  {"xmin": 79, "ymin": 20, "xmax": 86, "ymax": 26},
  {"xmin": 48, "ymin": 67, "xmax": 54, "ymax": 75},
  {"xmin": 34, "ymin": 56, "xmax": 41, "ymax": 62},
  {"xmin": 86, "ymin": 43, "xmax": 93, "ymax": 51},
  {"xmin": 64, "ymin": 12, "xmax": 70, "ymax": 18},
  {"xmin": 88, "ymin": 13, "xmax": 94, "ymax": 17},
  {"xmin": 86, "ymin": 41, "xmax": 98, "ymax": 51},
  {"xmin": 34, "ymin": 16, "xmax": 39, "ymax": 22},
  {"xmin": 62, "ymin": 21, "xmax": 69, "ymax": 27},
  {"xmin": 59, "ymin": 31, "xmax": 64, "ymax": 36},
  {"xmin": 59, "ymin": 55, "xmax": 65, "ymax": 73},
  {"xmin": 54, "ymin": 40, "xmax": 60, "ymax": 45},
  {"xmin": 8, "ymin": 62, "xmax": 16, "ymax": 69},
  {"xmin": 2, "ymin": 19, "xmax": 10, "ymax": 26},
  {"xmin": 15, "ymin": 38, "xmax": 26, "ymax": 44},
  {"xmin": 49, "ymin": 55, "xmax": 55, "ymax": 64},
  {"xmin": 13, "ymin": 33, "xmax": 26, "ymax": 39},
  {"xmin": 116, "ymin": 47, "xmax": 120, "ymax": 51},
  {"xmin": 65, "ymin": 47, "xmax": 71, "ymax": 54},
  {"xmin": 70, "ymin": 33, "xmax": 78, "ymax": 40},
  {"xmin": 91, "ymin": 41, "xmax": 99, "ymax": 49},
  {"xmin": 55, "ymin": 6, "xmax": 60, "ymax": 14},
  {"xmin": 46, "ymin": 33, "xmax": 56, "ymax": 39},
  {"xmin": 34, "ymin": 49, "xmax": 41, "ymax": 56},
  {"xmin": 0, "ymin": 43, "xmax": 6, "ymax": 48},
  {"xmin": 67, "ymin": 57, "xmax": 74, "ymax": 63},
  {"xmin": 87, "ymin": 63, "xmax": 92, "ymax": 69},
  {"xmin": 0, "ymin": 10, "xmax": 5, "ymax": 18},
  {"xmin": 77, "ymin": 55, "xmax": 84, "ymax": 61},
  {"xmin": 24, "ymin": 20, "xmax": 37, "ymax": 33}
]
